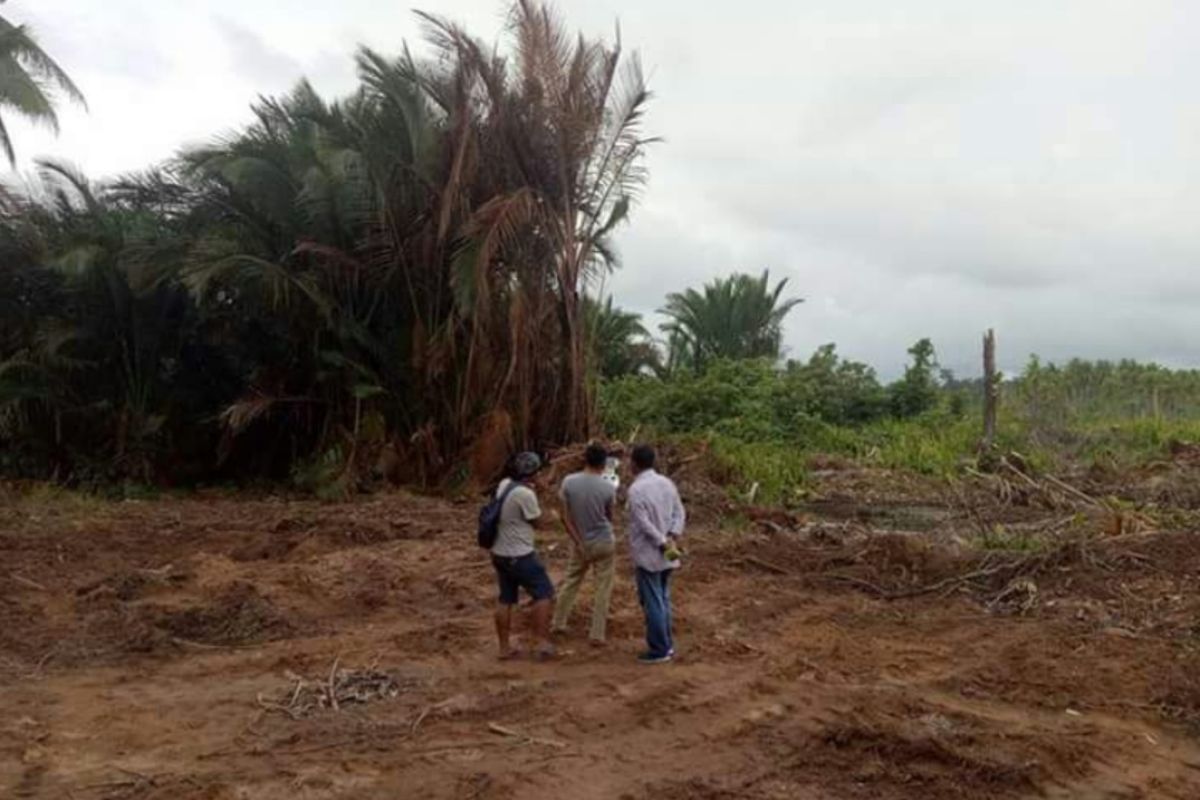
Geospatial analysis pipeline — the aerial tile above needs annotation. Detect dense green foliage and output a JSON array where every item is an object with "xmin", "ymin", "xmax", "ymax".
[
  {"xmin": 0, "ymin": 2, "xmax": 655, "ymax": 486},
  {"xmin": 602, "ymin": 344, "xmax": 1200, "ymax": 506},
  {"xmin": 601, "ymin": 341, "xmax": 938, "ymax": 440}
]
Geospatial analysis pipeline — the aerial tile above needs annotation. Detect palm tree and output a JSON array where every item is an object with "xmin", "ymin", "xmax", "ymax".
[
  {"xmin": 584, "ymin": 295, "xmax": 658, "ymax": 378},
  {"xmin": 420, "ymin": 0, "xmax": 656, "ymax": 440},
  {"xmin": 660, "ymin": 270, "xmax": 802, "ymax": 371},
  {"xmin": 0, "ymin": 8, "xmax": 86, "ymax": 166}
]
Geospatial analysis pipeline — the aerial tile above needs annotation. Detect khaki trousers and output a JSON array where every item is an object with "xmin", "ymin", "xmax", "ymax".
[{"xmin": 551, "ymin": 538, "xmax": 616, "ymax": 642}]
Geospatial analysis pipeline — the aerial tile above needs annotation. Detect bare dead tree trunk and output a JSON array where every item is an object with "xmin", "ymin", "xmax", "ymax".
[{"xmin": 981, "ymin": 329, "xmax": 998, "ymax": 453}]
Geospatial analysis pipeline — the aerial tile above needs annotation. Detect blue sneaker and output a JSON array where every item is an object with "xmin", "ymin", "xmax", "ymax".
[{"xmin": 638, "ymin": 651, "xmax": 673, "ymax": 665}]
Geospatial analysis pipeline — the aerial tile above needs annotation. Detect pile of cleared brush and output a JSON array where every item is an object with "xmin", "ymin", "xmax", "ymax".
[{"xmin": 259, "ymin": 660, "xmax": 404, "ymax": 718}]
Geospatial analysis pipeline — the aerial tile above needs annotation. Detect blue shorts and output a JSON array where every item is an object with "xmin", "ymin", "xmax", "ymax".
[{"xmin": 491, "ymin": 553, "xmax": 555, "ymax": 605}]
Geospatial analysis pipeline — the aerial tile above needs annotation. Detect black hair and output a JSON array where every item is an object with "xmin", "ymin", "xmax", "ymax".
[
  {"xmin": 584, "ymin": 443, "xmax": 608, "ymax": 469},
  {"xmin": 631, "ymin": 444, "xmax": 656, "ymax": 471}
]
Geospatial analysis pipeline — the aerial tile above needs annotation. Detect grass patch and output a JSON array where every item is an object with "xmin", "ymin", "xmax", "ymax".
[
  {"xmin": 974, "ymin": 523, "xmax": 1058, "ymax": 553},
  {"xmin": 1067, "ymin": 418, "xmax": 1200, "ymax": 468}
]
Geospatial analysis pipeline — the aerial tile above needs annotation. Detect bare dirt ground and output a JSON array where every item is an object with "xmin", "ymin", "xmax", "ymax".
[{"xmin": 3, "ymin": 462, "xmax": 1200, "ymax": 799}]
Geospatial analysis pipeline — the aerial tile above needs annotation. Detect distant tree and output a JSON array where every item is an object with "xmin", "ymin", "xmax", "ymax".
[
  {"xmin": 0, "ymin": 7, "xmax": 86, "ymax": 165},
  {"xmin": 660, "ymin": 270, "xmax": 802, "ymax": 370},
  {"xmin": 890, "ymin": 338, "xmax": 939, "ymax": 418},
  {"xmin": 584, "ymin": 296, "xmax": 659, "ymax": 378},
  {"xmin": 786, "ymin": 343, "xmax": 888, "ymax": 425}
]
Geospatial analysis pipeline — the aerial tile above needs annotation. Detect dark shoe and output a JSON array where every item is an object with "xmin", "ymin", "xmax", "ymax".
[{"xmin": 637, "ymin": 651, "xmax": 673, "ymax": 665}]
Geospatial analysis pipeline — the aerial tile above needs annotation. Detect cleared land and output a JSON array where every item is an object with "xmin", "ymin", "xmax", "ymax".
[{"xmin": 3, "ymin": 453, "xmax": 1200, "ymax": 799}]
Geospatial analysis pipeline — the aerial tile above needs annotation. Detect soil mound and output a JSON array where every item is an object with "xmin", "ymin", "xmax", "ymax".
[{"xmin": 156, "ymin": 582, "xmax": 294, "ymax": 645}]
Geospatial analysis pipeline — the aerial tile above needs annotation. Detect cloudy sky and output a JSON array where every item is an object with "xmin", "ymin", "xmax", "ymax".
[{"xmin": 7, "ymin": 0, "xmax": 1199, "ymax": 378}]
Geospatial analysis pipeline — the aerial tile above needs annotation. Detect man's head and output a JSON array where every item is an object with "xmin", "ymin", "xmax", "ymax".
[
  {"xmin": 510, "ymin": 451, "xmax": 542, "ymax": 481},
  {"xmin": 630, "ymin": 444, "xmax": 656, "ymax": 475},
  {"xmin": 584, "ymin": 443, "xmax": 608, "ymax": 472}
]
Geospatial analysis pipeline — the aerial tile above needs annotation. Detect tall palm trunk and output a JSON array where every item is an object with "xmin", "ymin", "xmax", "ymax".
[{"xmin": 557, "ymin": 272, "xmax": 589, "ymax": 440}]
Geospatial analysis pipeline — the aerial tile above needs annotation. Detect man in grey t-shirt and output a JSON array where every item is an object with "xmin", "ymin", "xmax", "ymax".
[{"xmin": 551, "ymin": 443, "xmax": 618, "ymax": 644}]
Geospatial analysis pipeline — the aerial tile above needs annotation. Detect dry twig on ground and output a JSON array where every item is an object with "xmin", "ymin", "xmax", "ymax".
[{"xmin": 487, "ymin": 722, "xmax": 568, "ymax": 749}]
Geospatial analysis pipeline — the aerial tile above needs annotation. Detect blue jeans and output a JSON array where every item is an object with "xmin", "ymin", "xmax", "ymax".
[{"xmin": 636, "ymin": 567, "xmax": 673, "ymax": 658}]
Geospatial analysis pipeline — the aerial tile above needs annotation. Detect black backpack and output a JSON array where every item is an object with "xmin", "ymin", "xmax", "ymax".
[{"xmin": 477, "ymin": 481, "xmax": 520, "ymax": 550}]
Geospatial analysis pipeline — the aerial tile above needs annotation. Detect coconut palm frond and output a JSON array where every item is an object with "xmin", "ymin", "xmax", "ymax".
[{"xmin": 0, "ymin": 16, "xmax": 85, "ymax": 165}]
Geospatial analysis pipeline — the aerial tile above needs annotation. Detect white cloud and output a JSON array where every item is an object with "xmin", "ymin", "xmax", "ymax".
[{"xmin": 5, "ymin": 0, "xmax": 1200, "ymax": 379}]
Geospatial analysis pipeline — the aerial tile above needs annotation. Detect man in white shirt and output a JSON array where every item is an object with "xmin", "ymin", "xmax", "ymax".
[{"xmin": 625, "ymin": 444, "xmax": 685, "ymax": 664}]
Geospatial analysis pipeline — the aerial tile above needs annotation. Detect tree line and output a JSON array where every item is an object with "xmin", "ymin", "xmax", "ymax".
[
  {"xmin": 1, "ymin": 2, "xmax": 655, "ymax": 486},
  {"xmin": 2, "ymin": 3, "xmax": 1195, "ymax": 489}
]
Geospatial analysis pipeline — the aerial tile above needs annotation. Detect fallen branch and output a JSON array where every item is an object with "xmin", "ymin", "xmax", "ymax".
[
  {"xmin": 1000, "ymin": 460, "xmax": 1041, "ymax": 490},
  {"xmin": 257, "ymin": 692, "xmax": 300, "ymax": 721},
  {"xmin": 1042, "ymin": 474, "xmax": 1103, "ymax": 508},
  {"xmin": 825, "ymin": 573, "xmax": 888, "ymax": 597},
  {"xmin": 10, "ymin": 573, "xmax": 47, "ymax": 591},
  {"xmin": 738, "ymin": 556, "xmax": 791, "ymax": 576},
  {"xmin": 171, "ymin": 636, "xmax": 260, "ymax": 652},
  {"xmin": 827, "ymin": 557, "xmax": 1021, "ymax": 601},
  {"xmin": 112, "ymin": 766, "xmax": 153, "ymax": 781},
  {"xmin": 328, "ymin": 655, "xmax": 342, "ymax": 712},
  {"xmin": 487, "ymin": 722, "xmax": 567, "ymax": 749},
  {"xmin": 415, "ymin": 739, "xmax": 504, "ymax": 755}
]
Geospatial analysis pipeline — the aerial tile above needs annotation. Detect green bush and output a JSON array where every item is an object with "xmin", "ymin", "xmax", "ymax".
[
  {"xmin": 601, "ymin": 342, "xmax": 1200, "ymax": 509},
  {"xmin": 601, "ymin": 347, "xmax": 899, "ymax": 439},
  {"xmin": 706, "ymin": 436, "xmax": 812, "ymax": 506}
]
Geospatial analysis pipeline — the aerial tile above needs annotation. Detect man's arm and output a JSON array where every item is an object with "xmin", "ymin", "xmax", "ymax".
[
  {"xmin": 668, "ymin": 486, "xmax": 686, "ymax": 539},
  {"xmin": 629, "ymin": 495, "xmax": 668, "ymax": 548},
  {"xmin": 557, "ymin": 486, "xmax": 585, "ymax": 549},
  {"xmin": 518, "ymin": 487, "xmax": 558, "ymax": 532},
  {"xmin": 530, "ymin": 506, "xmax": 556, "ymax": 532}
]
